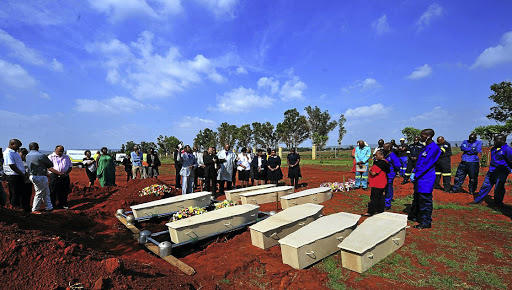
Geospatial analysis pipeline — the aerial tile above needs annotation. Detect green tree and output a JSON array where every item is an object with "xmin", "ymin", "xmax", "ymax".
[
  {"xmin": 304, "ymin": 106, "xmax": 337, "ymax": 150},
  {"xmin": 125, "ymin": 141, "xmax": 136, "ymax": 153},
  {"xmin": 236, "ymin": 124, "xmax": 253, "ymax": 149},
  {"xmin": 401, "ymin": 127, "xmax": 421, "ymax": 143},
  {"xmin": 474, "ymin": 119, "xmax": 512, "ymax": 144},
  {"xmin": 217, "ymin": 122, "xmax": 238, "ymax": 147},
  {"xmin": 120, "ymin": 144, "xmax": 125, "ymax": 153},
  {"xmin": 140, "ymin": 141, "xmax": 157, "ymax": 153},
  {"xmin": 194, "ymin": 128, "xmax": 217, "ymax": 150},
  {"xmin": 337, "ymin": 114, "xmax": 347, "ymax": 146},
  {"xmin": 252, "ymin": 121, "xmax": 278, "ymax": 149},
  {"xmin": 157, "ymin": 135, "xmax": 180, "ymax": 156},
  {"xmin": 487, "ymin": 81, "xmax": 512, "ymax": 123},
  {"xmin": 276, "ymin": 109, "xmax": 309, "ymax": 149}
]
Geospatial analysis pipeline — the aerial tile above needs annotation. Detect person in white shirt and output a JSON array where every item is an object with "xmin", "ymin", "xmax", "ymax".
[
  {"xmin": 217, "ymin": 144, "xmax": 237, "ymax": 195},
  {"xmin": 3, "ymin": 139, "xmax": 27, "ymax": 211},
  {"xmin": 180, "ymin": 145, "xmax": 197, "ymax": 194},
  {"xmin": 237, "ymin": 147, "xmax": 252, "ymax": 188}
]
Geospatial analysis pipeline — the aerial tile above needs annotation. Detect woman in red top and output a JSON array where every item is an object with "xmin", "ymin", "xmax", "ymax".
[{"xmin": 365, "ymin": 150, "xmax": 390, "ymax": 216}]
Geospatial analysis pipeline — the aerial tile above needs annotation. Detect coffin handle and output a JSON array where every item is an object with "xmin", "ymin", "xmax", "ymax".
[
  {"xmin": 392, "ymin": 238, "xmax": 401, "ymax": 245},
  {"xmin": 306, "ymin": 251, "xmax": 316, "ymax": 259},
  {"xmin": 336, "ymin": 236, "xmax": 344, "ymax": 241},
  {"xmin": 292, "ymin": 202, "xmax": 298, "ymax": 205},
  {"xmin": 312, "ymin": 197, "xmax": 317, "ymax": 201},
  {"xmin": 270, "ymin": 232, "xmax": 279, "ymax": 240},
  {"xmin": 177, "ymin": 204, "xmax": 184, "ymax": 208},
  {"xmin": 250, "ymin": 214, "xmax": 256, "ymax": 217},
  {"xmin": 367, "ymin": 253, "xmax": 374, "ymax": 259},
  {"xmin": 298, "ymin": 222, "xmax": 306, "ymax": 226},
  {"xmin": 224, "ymin": 222, "xmax": 232, "ymax": 227},
  {"xmin": 186, "ymin": 231, "xmax": 198, "ymax": 238},
  {"xmin": 251, "ymin": 199, "xmax": 258, "ymax": 204}
]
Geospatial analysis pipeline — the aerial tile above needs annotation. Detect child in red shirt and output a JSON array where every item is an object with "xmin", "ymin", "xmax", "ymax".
[{"xmin": 365, "ymin": 150, "xmax": 390, "ymax": 216}]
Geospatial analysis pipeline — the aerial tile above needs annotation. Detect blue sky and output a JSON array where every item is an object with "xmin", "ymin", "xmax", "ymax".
[{"xmin": 1, "ymin": 0, "xmax": 511, "ymax": 150}]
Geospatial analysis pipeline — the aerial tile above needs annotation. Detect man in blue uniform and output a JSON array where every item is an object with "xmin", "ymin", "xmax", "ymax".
[
  {"xmin": 383, "ymin": 143, "xmax": 402, "ymax": 210},
  {"xmin": 434, "ymin": 136, "xmax": 452, "ymax": 192},
  {"xmin": 402, "ymin": 136, "xmax": 424, "ymax": 184},
  {"xmin": 355, "ymin": 140, "xmax": 371, "ymax": 190},
  {"xmin": 408, "ymin": 129, "xmax": 441, "ymax": 229},
  {"xmin": 450, "ymin": 134, "xmax": 482, "ymax": 194},
  {"xmin": 470, "ymin": 135, "xmax": 512, "ymax": 206},
  {"xmin": 397, "ymin": 138, "xmax": 408, "ymax": 177}
]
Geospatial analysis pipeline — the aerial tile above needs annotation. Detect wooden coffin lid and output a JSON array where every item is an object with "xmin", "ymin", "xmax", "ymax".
[
  {"xmin": 278, "ymin": 212, "xmax": 360, "ymax": 248},
  {"xmin": 240, "ymin": 186, "xmax": 294, "ymax": 197},
  {"xmin": 131, "ymin": 191, "xmax": 211, "ymax": 210},
  {"xmin": 249, "ymin": 203, "xmax": 323, "ymax": 233},
  {"xmin": 166, "ymin": 204, "xmax": 259, "ymax": 229},
  {"xmin": 337, "ymin": 212, "xmax": 407, "ymax": 254},
  {"xmin": 226, "ymin": 184, "xmax": 276, "ymax": 194},
  {"xmin": 280, "ymin": 187, "xmax": 331, "ymax": 200}
]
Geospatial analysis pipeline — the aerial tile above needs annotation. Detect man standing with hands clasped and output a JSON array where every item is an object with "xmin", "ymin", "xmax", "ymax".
[
  {"xmin": 355, "ymin": 140, "xmax": 371, "ymax": 190},
  {"xmin": 3, "ymin": 139, "xmax": 27, "ymax": 211},
  {"xmin": 48, "ymin": 145, "xmax": 72, "ymax": 209},
  {"xmin": 26, "ymin": 142, "xmax": 58, "ymax": 214},
  {"xmin": 451, "ymin": 133, "xmax": 482, "ymax": 194}
]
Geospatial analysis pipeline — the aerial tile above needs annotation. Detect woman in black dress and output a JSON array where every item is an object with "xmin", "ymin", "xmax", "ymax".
[
  {"xmin": 83, "ymin": 150, "xmax": 97, "ymax": 187},
  {"xmin": 287, "ymin": 148, "xmax": 302, "ymax": 189},
  {"xmin": 267, "ymin": 149, "xmax": 283, "ymax": 184}
]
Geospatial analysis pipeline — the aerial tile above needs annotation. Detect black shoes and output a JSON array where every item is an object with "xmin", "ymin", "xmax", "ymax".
[
  {"xmin": 468, "ymin": 201, "xmax": 482, "ymax": 205},
  {"xmin": 413, "ymin": 224, "xmax": 431, "ymax": 229}
]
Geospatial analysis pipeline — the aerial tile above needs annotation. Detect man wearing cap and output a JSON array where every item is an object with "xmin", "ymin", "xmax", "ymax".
[
  {"xmin": 434, "ymin": 136, "xmax": 452, "ymax": 192},
  {"xmin": 396, "ymin": 138, "xmax": 408, "ymax": 177},
  {"xmin": 470, "ymin": 134, "xmax": 512, "ymax": 206},
  {"xmin": 450, "ymin": 133, "xmax": 482, "ymax": 194}
]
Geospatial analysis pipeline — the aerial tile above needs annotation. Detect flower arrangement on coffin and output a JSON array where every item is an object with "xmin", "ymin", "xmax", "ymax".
[
  {"xmin": 139, "ymin": 184, "xmax": 173, "ymax": 197},
  {"xmin": 171, "ymin": 206, "xmax": 207, "ymax": 222},
  {"xmin": 320, "ymin": 179, "xmax": 356, "ymax": 192},
  {"xmin": 214, "ymin": 200, "xmax": 236, "ymax": 210}
]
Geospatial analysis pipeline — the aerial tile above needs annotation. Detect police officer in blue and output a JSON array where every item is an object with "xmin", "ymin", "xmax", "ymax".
[
  {"xmin": 408, "ymin": 129, "xmax": 441, "ymax": 229},
  {"xmin": 434, "ymin": 136, "xmax": 452, "ymax": 192},
  {"xmin": 383, "ymin": 143, "xmax": 402, "ymax": 210},
  {"xmin": 450, "ymin": 133, "xmax": 482, "ymax": 194},
  {"xmin": 397, "ymin": 138, "xmax": 408, "ymax": 177},
  {"xmin": 402, "ymin": 136, "xmax": 424, "ymax": 184},
  {"xmin": 470, "ymin": 134, "xmax": 512, "ymax": 206}
]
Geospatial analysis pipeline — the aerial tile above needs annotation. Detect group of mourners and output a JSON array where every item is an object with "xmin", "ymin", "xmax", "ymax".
[
  {"xmin": 172, "ymin": 143, "xmax": 302, "ymax": 197},
  {"xmin": 120, "ymin": 145, "xmax": 161, "ymax": 182},
  {"xmin": 353, "ymin": 130, "xmax": 512, "ymax": 229}
]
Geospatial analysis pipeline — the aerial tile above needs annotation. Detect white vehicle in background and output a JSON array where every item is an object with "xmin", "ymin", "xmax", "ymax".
[
  {"xmin": 66, "ymin": 149, "xmax": 99, "ymax": 168},
  {"xmin": 115, "ymin": 153, "xmax": 127, "ymax": 165}
]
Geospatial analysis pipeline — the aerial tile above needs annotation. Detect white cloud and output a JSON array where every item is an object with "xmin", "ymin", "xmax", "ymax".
[
  {"xmin": 0, "ymin": 28, "xmax": 44, "ymax": 65},
  {"xmin": 372, "ymin": 14, "xmax": 390, "ymax": 35},
  {"xmin": 471, "ymin": 31, "xmax": 512, "ymax": 69},
  {"xmin": 257, "ymin": 77, "xmax": 279, "ymax": 94},
  {"xmin": 0, "ymin": 59, "xmax": 37, "ymax": 88},
  {"xmin": 215, "ymin": 86, "xmax": 274, "ymax": 113},
  {"xmin": 344, "ymin": 103, "xmax": 390, "ymax": 118},
  {"xmin": 197, "ymin": 0, "xmax": 238, "ymax": 18},
  {"xmin": 74, "ymin": 96, "xmax": 158, "ymax": 114},
  {"xmin": 407, "ymin": 64, "xmax": 432, "ymax": 80},
  {"xmin": 88, "ymin": 0, "xmax": 158, "ymax": 21},
  {"xmin": 88, "ymin": 31, "xmax": 225, "ymax": 99},
  {"xmin": 361, "ymin": 78, "xmax": 381, "ymax": 90},
  {"xmin": 410, "ymin": 106, "xmax": 450, "ymax": 122},
  {"xmin": 235, "ymin": 66, "xmax": 247, "ymax": 74},
  {"xmin": 39, "ymin": 91, "xmax": 51, "ymax": 100},
  {"xmin": 279, "ymin": 76, "xmax": 307, "ymax": 101},
  {"xmin": 178, "ymin": 116, "xmax": 217, "ymax": 129},
  {"xmin": 51, "ymin": 58, "xmax": 63, "ymax": 71},
  {"xmin": 416, "ymin": 3, "xmax": 444, "ymax": 31}
]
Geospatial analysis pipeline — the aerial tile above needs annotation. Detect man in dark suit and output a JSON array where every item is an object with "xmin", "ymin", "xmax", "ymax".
[
  {"xmin": 203, "ymin": 147, "xmax": 218, "ymax": 197},
  {"xmin": 251, "ymin": 149, "xmax": 268, "ymax": 185}
]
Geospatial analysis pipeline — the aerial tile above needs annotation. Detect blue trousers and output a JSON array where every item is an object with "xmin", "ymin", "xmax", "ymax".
[
  {"xmin": 355, "ymin": 168, "xmax": 369, "ymax": 189},
  {"xmin": 452, "ymin": 161, "xmax": 479, "ymax": 193},
  {"xmin": 408, "ymin": 183, "xmax": 433, "ymax": 227},
  {"xmin": 385, "ymin": 177, "xmax": 395, "ymax": 207},
  {"xmin": 399, "ymin": 157, "xmax": 408, "ymax": 176},
  {"xmin": 474, "ymin": 169, "xmax": 509, "ymax": 204}
]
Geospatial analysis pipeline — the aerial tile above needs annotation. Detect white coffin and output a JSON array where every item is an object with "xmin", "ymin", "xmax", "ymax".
[
  {"xmin": 280, "ymin": 187, "xmax": 333, "ymax": 209},
  {"xmin": 279, "ymin": 212, "xmax": 361, "ymax": 269},
  {"xmin": 240, "ymin": 186, "xmax": 294, "ymax": 205},
  {"xmin": 225, "ymin": 184, "xmax": 277, "ymax": 204},
  {"xmin": 166, "ymin": 204, "xmax": 259, "ymax": 243},
  {"xmin": 338, "ymin": 212, "xmax": 408, "ymax": 273},
  {"xmin": 130, "ymin": 191, "xmax": 212, "ymax": 218},
  {"xmin": 249, "ymin": 204, "xmax": 323, "ymax": 249}
]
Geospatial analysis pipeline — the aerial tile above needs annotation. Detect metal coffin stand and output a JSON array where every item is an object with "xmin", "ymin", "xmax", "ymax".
[
  {"xmin": 166, "ymin": 204, "xmax": 260, "ymax": 243},
  {"xmin": 249, "ymin": 203, "xmax": 323, "ymax": 249},
  {"xmin": 280, "ymin": 187, "xmax": 333, "ymax": 209},
  {"xmin": 225, "ymin": 184, "xmax": 277, "ymax": 204},
  {"xmin": 130, "ymin": 191, "xmax": 212, "ymax": 219},
  {"xmin": 240, "ymin": 186, "xmax": 294, "ymax": 205},
  {"xmin": 279, "ymin": 212, "xmax": 361, "ymax": 269},
  {"xmin": 337, "ymin": 212, "xmax": 408, "ymax": 273}
]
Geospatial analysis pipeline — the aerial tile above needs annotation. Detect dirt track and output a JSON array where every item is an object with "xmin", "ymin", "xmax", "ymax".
[{"xmin": 1, "ymin": 156, "xmax": 511, "ymax": 289}]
